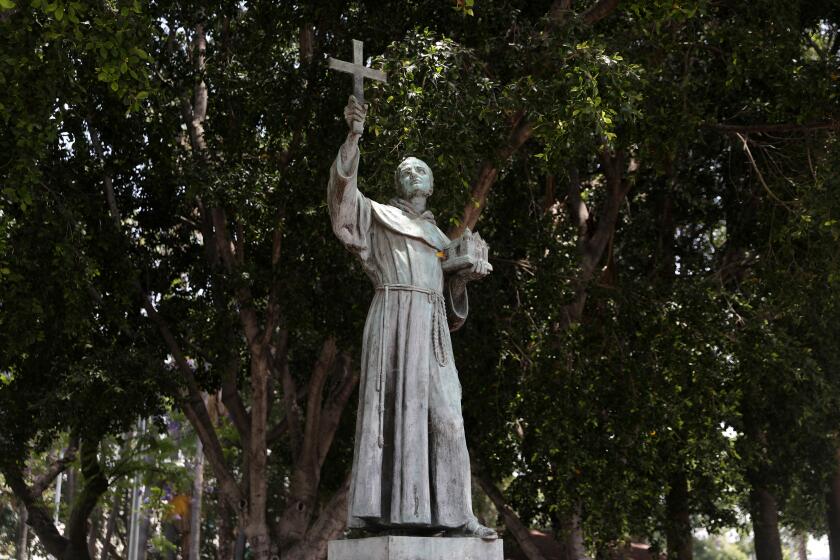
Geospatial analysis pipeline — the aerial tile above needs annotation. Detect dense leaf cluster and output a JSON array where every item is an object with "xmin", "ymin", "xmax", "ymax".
[{"xmin": 1, "ymin": 0, "xmax": 839, "ymax": 558}]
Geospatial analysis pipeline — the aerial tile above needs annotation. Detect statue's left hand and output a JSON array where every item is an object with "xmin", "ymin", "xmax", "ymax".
[
  {"xmin": 458, "ymin": 231, "xmax": 492, "ymax": 282},
  {"xmin": 462, "ymin": 258, "xmax": 491, "ymax": 281}
]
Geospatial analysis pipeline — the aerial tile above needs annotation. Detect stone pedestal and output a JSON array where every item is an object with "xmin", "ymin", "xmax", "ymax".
[{"xmin": 328, "ymin": 536, "xmax": 504, "ymax": 560}]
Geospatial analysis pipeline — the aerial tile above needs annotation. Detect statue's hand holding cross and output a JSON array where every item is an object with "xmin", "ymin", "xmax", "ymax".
[
  {"xmin": 343, "ymin": 96, "xmax": 367, "ymax": 139},
  {"xmin": 329, "ymin": 39, "xmax": 385, "ymax": 171},
  {"xmin": 328, "ymin": 39, "xmax": 386, "ymax": 134}
]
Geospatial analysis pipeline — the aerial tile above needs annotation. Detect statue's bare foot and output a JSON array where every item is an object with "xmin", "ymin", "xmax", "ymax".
[{"xmin": 447, "ymin": 518, "xmax": 498, "ymax": 540}]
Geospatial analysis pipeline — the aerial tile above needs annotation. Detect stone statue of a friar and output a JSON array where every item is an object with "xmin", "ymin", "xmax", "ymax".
[{"xmin": 327, "ymin": 94, "xmax": 497, "ymax": 539}]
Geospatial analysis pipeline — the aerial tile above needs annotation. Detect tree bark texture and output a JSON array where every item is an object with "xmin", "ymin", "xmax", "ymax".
[
  {"xmin": 99, "ymin": 491, "xmax": 121, "ymax": 560},
  {"xmin": 796, "ymin": 532, "xmax": 808, "ymax": 560},
  {"xmin": 558, "ymin": 508, "xmax": 589, "ymax": 560},
  {"xmin": 827, "ymin": 447, "xmax": 840, "ymax": 560},
  {"xmin": 245, "ymin": 351, "xmax": 271, "ymax": 560},
  {"xmin": 277, "ymin": 340, "xmax": 339, "ymax": 548},
  {"xmin": 136, "ymin": 515, "xmax": 150, "ymax": 560},
  {"xmin": 665, "ymin": 471, "xmax": 692, "ymax": 560},
  {"xmin": 86, "ymin": 508, "xmax": 101, "ymax": 559},
  {"xmin": 188, "ymin": 435, "xmax": 205, "ymax": 560},
  {"xmin": 559, "ymin": 152, "xmax": 631, "ymax": 328},
  {"xmin": 216, "ymin": 499, "xmax": 235, "ymax": 560},
  {"xmin": 475, "ymin": 474, "xmax": 547, "ymax": 560},
  {"xmin": 750, "ymin": 485, "xmax": 783, "ymax": 560},
  {"xmin": 3, "ymin": 437, "xmax": 108, "ymax": 560},
  {"xmin": 16, "ymin": 503, "xmax": 28, "ymax": 560},
  {"xmin": 283, "ymin": 477, "xmax": 351, "ymax": 560},
  {"xmin": 451, "ymin": 111, "xmax": 532, "ymax": 239}
]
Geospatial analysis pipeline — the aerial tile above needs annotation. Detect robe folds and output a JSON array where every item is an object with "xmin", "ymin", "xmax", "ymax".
[{"xmin": 328, "ymin": 149, "xmax": 477, "ymax": 529}]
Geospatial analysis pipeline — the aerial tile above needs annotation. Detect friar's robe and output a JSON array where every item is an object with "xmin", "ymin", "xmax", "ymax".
[{"xmin": 328, "ymin": 148, "xmax": 477, "ymax": 529}]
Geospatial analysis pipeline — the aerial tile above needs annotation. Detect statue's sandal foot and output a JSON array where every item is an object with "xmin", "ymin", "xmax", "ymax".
[{"xmin": 446, "ymin": 519, "xmax": 498, "ymax": 540}]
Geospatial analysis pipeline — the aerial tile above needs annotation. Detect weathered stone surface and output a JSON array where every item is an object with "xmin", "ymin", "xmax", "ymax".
[{"xmin": 328, "ymin": 536, "xmax": 504, "ymax": 560}]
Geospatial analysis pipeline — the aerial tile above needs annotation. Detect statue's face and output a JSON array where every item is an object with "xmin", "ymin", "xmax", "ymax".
[{"xmin": 396, "ymin": 157, "xmax": 433, "ymax": 198}]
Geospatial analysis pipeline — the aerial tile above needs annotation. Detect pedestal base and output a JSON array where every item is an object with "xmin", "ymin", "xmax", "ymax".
[{"xmin": 328, "ymin": 535, "xmax": 504, "ymax": 560}]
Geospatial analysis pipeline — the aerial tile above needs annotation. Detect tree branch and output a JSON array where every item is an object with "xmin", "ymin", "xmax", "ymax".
[
  {"xmin": 299, "ymin": 24, "xmax": 315, "ymax": 65},
  {"xmin": 211, "ymin": 208, "xmax": 263, "ymax": 351},
  {"xmin": 2, "ymin": 464, "xmax": 70, "ymax": 558},
  {"xmin": 192, "ymin": 23, "xmax": 208, "ymax": 121},
  {"xmin": 276, "ymin": 339, "xmax": 338, "ymax": 548},
  {"xmin": 31, "ymin": 443, "xmax": 78, "ymax": 497},
  {"xmin": 142, "ymin": 297, "xmax": 245, "ymax": 513},
  {"xmin": 300, "ymin": 339, "xmax": 338, "ymax": 468},
  {"xmin": 448, "ymin": 0, "xmax": 619, "ymax": 240},
  {"xmin": 581, "ymin": 0, "xmax": 621, "ymax": 25},
  {"xmin": 584, "ymin": 149, "xmax": 628, "ymax": 261},
  {"xmin": 317, "ymin": 353, "xmax": 358, "ymax": 468},
  {"xmin": 276, "ymin": 329, "xmax": 303, "ymax": 458},
  {"xmin": 263, "ymin": 207, "xmax": 286, "ymax": 348},
  {"xmin": 474, "ymin": 473, "xmax": 547, "ymax": 560},
  {"xmin": 181, "ymin": 22, "xmax": 210, "ymax": 157},
  {"xmin": 704, "ymin": 120, "xmax": 840, "ymax": 134},
  {"xmin": 66, "ymin": 437, "xmax": 109, "ymax": 553},
  {"xmin": 283, "ymin": 476, "xmax": 351, "ymax": 560},
  {"xmin": 548, "ymin": 0, "xmax": 574, "ymax": 26},
  {"xmin": 559, "ymin": 150, "xmax": 631, "ymax": 328},
  {"xmin": 450, "ymin": 111, "xmax": 532, "ymax": 238},
  {"xmin": 735, "ymin": 133, "xmax": 797, "ymax": 212},
  {"xmin": 566, "ymin": 168, "xmax": 589, "ymax": 236},
  {"xmin": 221, "ymin": 358, "xmax": 251, "ymax": 451},
  {"xmin": 89, "ymin": 113, "xmax": 245, "ymax": 521},
  {"xmin": 266, "ymin": 385, "xmax": 311, "ymax": 445},
  {"xmin": 88, "ymin": 126, "xmax": 121, "ymax": 227}
]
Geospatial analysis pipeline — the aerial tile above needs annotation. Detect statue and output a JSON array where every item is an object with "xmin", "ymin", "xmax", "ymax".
[{"xmin": 327, "ymin": 94, "xmax": 496, "ymax": 540}]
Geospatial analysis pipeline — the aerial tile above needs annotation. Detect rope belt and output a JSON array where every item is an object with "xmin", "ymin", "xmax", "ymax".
[{"xmin": 374, "ymin": 283, "xmax": 450, "ymax": 448}]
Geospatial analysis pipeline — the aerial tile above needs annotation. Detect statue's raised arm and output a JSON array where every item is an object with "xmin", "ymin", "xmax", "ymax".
[
  {"xmin": 327, "ymin": 95, "xmax": 373, "ymax": 261},
  {"xmin": 338, "ymin": 95, "xmax": 366, "ymax": 176}
]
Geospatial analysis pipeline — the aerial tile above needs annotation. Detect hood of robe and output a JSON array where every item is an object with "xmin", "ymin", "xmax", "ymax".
[{"xmin": 369, "ymin": 198, "xmax": 450, "ymax": 251}]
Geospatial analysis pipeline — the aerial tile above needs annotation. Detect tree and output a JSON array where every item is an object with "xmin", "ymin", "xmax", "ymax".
[{"xmin": 1, "ymin": 1, "xmax": 839, "ymax": 559}]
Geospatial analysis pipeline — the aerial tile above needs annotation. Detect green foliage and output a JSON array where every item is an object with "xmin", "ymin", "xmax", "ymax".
[
  {"xmin": 1, "ymin": 0, "xmax": 839, "ymax": 557},
  {"xmin": 694, "ymin": 534, "xmax": 753, "ymax": 560},
  {"xmin": 366, "ymin": 29, "xmax": 504, "ymax": 219}
]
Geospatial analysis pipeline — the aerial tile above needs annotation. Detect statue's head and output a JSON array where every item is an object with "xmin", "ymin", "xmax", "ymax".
[{"xmin": 394, "ymin": 157, "xmax": 434, "ymax": 199}]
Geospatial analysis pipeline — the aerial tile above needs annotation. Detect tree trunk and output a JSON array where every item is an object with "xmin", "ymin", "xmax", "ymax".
[
  {"xmin": 16, "ymin": 503, "xmax": 28, "ymax": 560},
  {"xmin": 87, "ymin": 508, "xmax": 101, "ymax": 559},
  {"xmin": 66, "ymin": 466, "xmax": 77, "ymax": 509},
  {"xmin": 246, "ymin": 351, "xmax": 271, "ymax": 560},
  {"xmin": 282, "ymin": 478, "xmax": 350, "ymax": 560},
  {"xmin": 276, "ymin": 339, "xmax": 339, "ymax": 550},
  {"xmin": 188, "ymin": 441, "xmax": 205, "ymax": 560},
  {"xmin": 558, "ymin": 508, "xmax": 589, "ymax": 560},
  {"xmin": 795, "ymin": 532, "xmax": 808, "ymax": 560},
  {"xmin": 127, "ymin": 422, "xmax": 149, "ymax": 560},
  {"xmin": 99, "ymin": 491, "xmax": 121, "ymax": 560},
  {"xmin": 127, "ymin": 475, "xmax": 142, "ymax": 559},
  {"xmin": 54, "ymin": 471, "xmax": 64, "ymax": 523},
  {"xmin": 137, "ymin": 516, "xmax": 150, "ymax": 560},
  {"xmin": 216, "ymin": 499, "xmax": 235, "ymax": 560},
  {"xmin": 475, "ymin": 474, "xmax": 547, "ymax": 560},
  {"xmin": 827, "ymin": 448, "xmax": 840, "ymax": 560},
  {"xmin": 234, "ymin": 531, "xmax": 247, "ymax": 560},
  {"xmin": 161, "ymin": 521, "xmax": 179, "ymax": 560},
  {"xmin": 66, "ymin": 437, "xmax": 110, "ymax": 560},
  {"xmin": 750, "ymin": 484, "xmax": 783, "ymax": 560},
  {"xmin": 666, "ymin": 470, "xmax": 692, "ymax": 560}
]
